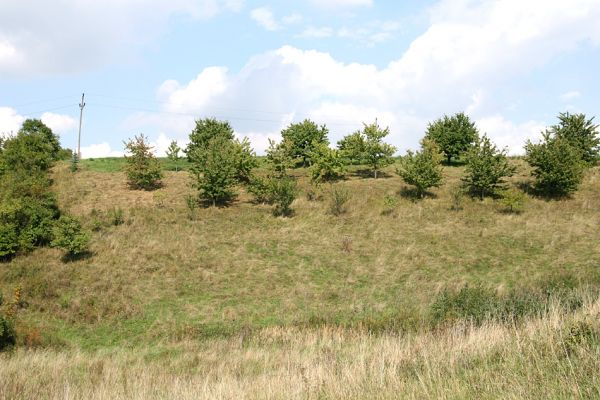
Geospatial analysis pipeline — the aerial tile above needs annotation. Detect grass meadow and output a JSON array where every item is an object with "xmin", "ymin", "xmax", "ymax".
[{"xmin": 1, "ymin": 158, "xmax": 599, "ymax": 398}]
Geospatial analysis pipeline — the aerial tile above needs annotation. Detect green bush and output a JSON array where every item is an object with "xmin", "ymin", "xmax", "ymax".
[
  {"xmin": 247, "ymin": 175, "xmax": 274, "ymax": 204},
  {"xmin": 424, "ymin": 112, "xmax": 479, "ymax": 164},
  {"xmin": 308, "ymin": 141, "xmax": 346, "ymax": 183},
  {"xmin": 381, "ymin": 194, "xmax": 399, "ymax": 215},
  {"xmin": 329, "ymin": 185, "xmax": 351, "ymax": 216},
  {"xmin": 280, "ymin": 119, "xmax": 329, "ymax": 167},
  {"xmin": 396, "ymin": 139, "xmax": 444, "ymax": 197},
  {"xmin": 0, "ymin": 314, "xmax": 16, "ymax": 351},
  {"xmin": 51, "ymin": 216, "xmax": 90, "ymax": 256},
  {"xmin": 361, "ymin": 121, "xmax": 397, "ymax": 178},
  {"xmin": 499, "ymin": 188, "xmax": 527, "ymax": 213},
  {"xmin": 271, "ymin": 176, "xmax": 297, "ymax": 217},
  {"xmin": 525, "ymin": 133, "xmax": 585, "ymax": 196},
  {"xmin": 550, "ymin": 112, "xmax": 599, "ymax": 165},
  {"xmin": 0, "ymin": 222, "xmax": 18, "ymax": 259},
  {"xmin": 123, "ymin": 134, "xmax": 163, "ymax": 190}
]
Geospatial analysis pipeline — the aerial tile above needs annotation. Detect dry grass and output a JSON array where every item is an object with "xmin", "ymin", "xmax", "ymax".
[{"xmin": 1, "ymin": 296, "xmax": 599, "ymax": 399}]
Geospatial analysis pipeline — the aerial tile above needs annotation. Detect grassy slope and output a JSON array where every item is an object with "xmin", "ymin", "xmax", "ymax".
[{"xmin": 1, "ymin": 158, "xmax": 600, "ymax": 398}]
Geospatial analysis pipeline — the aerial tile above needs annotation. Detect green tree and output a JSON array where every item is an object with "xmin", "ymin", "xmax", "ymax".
[
  {"xmin": 166, "ymin": 140, "xmax": 182, "ymax": 171},
  {"xmin": 189, "ymin": 136, "xmax": 238, "ymax": 206},
  {"xmin": 396, "ymin": 139, "xmax": 444, "ymax": 197},
  {"xmin": 51, "ymin": 215, "xmax": 90, "ymax": 257},
  {"xmin": 19, "ymin": 119, "xmax": 61, "ymax": 159},
  {"xmin": 463, "ymin": 135, "xmax": 516, "ymax": 199},
  {"xmin": 232, "ymin": 137, "xmax": 258, "ymax": 183},
  {"xmin": 280, "ymin": 119, "xmax": 329, "ymax": 167},
  {"xmin": 185, "ymin": 118, "xmax": 235, "ymax": 163},
  {"xmin": 425, "ymin": 112, "xmax": 479, "ymax": 164},
  {"xmin": 525, "ymin": 133, "xmax": 585, "ymax": 197},
  {"xmin": 270, "ymin": 175, "xmax": 297, "ymax": 217},
  {"xmin": 308, "ymin": 141, "xmax": 346, "ymax": 183},
  {"xmin": 266, "ymin": 139, "xmax": 295, "ymax": 177},
  {"xmin": 0, "ymin": 121, "xmax": 61, "ymax": 175},
  {"xmin": 337, "ymin": 131, "xmax": 365, "ymax": 165},
  {"xmin": 123, "ymin": 134, "xmax": 163, "ymax": 190},
  {"xmin": 361, "ymin": 121, "xmax": 396, "ymax": 178},
  {"xmin": 549, "ymin": 112, "xmax": 599, "ymax": 165}
]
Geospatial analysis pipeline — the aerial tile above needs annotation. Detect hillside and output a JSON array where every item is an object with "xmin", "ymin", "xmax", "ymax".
[{"xmin": 1, "ymin": 159, "xmax": 600, "ymax": 399}]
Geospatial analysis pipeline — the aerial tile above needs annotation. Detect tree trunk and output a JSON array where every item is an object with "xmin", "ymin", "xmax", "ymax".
[
  {"xmin": 374, "ymin": 169, "xmax": 378, "ymax": 179},
  {"xmin": 447, "ymin": 155, "xmax": 452, "ymax": 164}
]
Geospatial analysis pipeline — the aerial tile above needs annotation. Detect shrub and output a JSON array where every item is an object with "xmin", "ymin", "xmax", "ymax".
[
  {"xmin": 425, "ymin": 112, "xmax": 479, "ymax": 164},
  {"xmin": 499, "ymin": 188, "xmax": 527, "ymax": 213},
  {"xmin": 271, "ymin": 176, "xmax": 297, "ymax": 217},
  {"xmin": 550, "ymin": 112, "xmax": 599, "ymax": 165},
  {"xmin": 396, "ymin": 139, "xmax": 444, "ymax": 197},
  {"xmin": 329, "ymin": 185, "xmax": 351, "ymax": 216},
  {"xmin": 361, "ymin": 121, "xmax": 397, "ymax": 178},
  {"xmin": 165, "ymin": 140, "xmax": 182, "ymax": 172},
  {"xmin": 308, "ymin": 141, "xmax": 346, "ymax": 183},
  {"xmin": 123, "ymin": 134, "xmax": 163, "ymax": 190},
  {"xmin": 280, "ymin": 119, "xmax": 329, "ymax": 167},
  {"xmin": 0, "ymin": 222, "xmax": 18, "ymax": 259},
  {"xmin": 247, "ymin": 175, "xmax": 274, "ymax": 204},
  {"xmin": 305, "ymin": 184, "xmax": 324, "ymax": 202},
  {"xmin": 70, "ymin": 152, "xmax": 79, "ymax": 172},
  {"xmin": 337, "ymin": 131, "xmax": 366, "ymax": 165},
  {"xmin": 189, "ymin": 136, "xmax": 238, "ymax": 206},
  {"xmin": 232, "ymin": 137, "xmax": 258, "ymax": 183},
  {"xmin": 525, "ymin": 133, "xmax": 585, "ymax": 196},
  {"xmin": 463, "ymin": 134, "xmax": 516, "ymax": 199},
  {"xmin": 381, "ymin": 194, "xmax": 399, "ymax": 215},
  {"xmin": 449, "ymin": 184, "xmax": 465, "ymax": 211},
  {"xmin": 184, "ymin": 195, "xmax": 198, "ymax": 220},
  {"xmin": 51, "ymin": 215, "xmax": 90, "ymax": 256},
  {"xmin": 0, "ymin": 313, "xmax": 16, "ymax": 351},
  {"xmin": 107, "ymin": 207, "xmax": 125, "ymax": 226},
  {"xmin": 185, "ymin": 118, "xmax": 235, "ymax": 163}
]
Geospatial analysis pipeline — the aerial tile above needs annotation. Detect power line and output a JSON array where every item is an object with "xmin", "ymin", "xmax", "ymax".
[{"xmin": 21, "ymin": 104, "xmax": 79, "ymax": 117}]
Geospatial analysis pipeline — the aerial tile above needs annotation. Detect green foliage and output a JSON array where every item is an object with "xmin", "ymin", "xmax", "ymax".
[
  {"xmin": 280, "ymin": 119, "xmax": 329, "ymax": 167},
  {"xmin": 247, "ymin": 175, "xmax": 274, "ymax": 204},
  {"xmin": 185, "ymin": 118, "xmax": 234, "ymax": 163},
  {"xmin": 381, "ymin": 194, "xmax": 399, "ymax": 216},
  {"xmin": 396, "ymin": 139, "xmax": 444, "ymax": 197},
  {"xmin": 189, "ymin": 136, "xmax": 239, "ymax": 206},
  {"xmin": 123, "ymin": 134, "xmax": 163, "ymax": 190},
  {"xmin": 0, "ymin": 312, "xmax": 16, "ymax": 351},
  {"xmin": 329, "ymin": 185, "xmax": 351, "ymax": 216},
  {"xmin": 308, "ymin": 141, "xmax": 346, "ymax": 183},
  {"xmin": 70, "ymin": 152, "xmax": 79, "ymax": 172},
  {"xmin": 361, "ymin": 121, "xmax": 397, "ymax": 178},
  {"xmin": 0, "ymin": 222, "xmax": 18, "ymax": 259},
  {"xmin": 449, "ymin": 184, "xmax": 465, "ymax": 211},
  {"xmin": 270, "ymin": 176, "xmax": 297, "ymax": 217},
  {"xmin": 165, "ymin": 140, "xmax": 182, "ymax": 172},
  {"xmin": 549, "ymin": 112, "xmax": 599, "ymax": 165},
  {"xmin": 232, "ymin": 137, "xmax": 258, "ymax": 183},
  {"xmin": 499, "ymin": 188, "xmax": 527, "ymax": 214},
  {"xmin": 51, "ymin": 215, "xmax": 90, "ymax": 256},
  {"xmin": 184, "ymin": 195, "xmax": 198, "ymax": 220},
  {"xmin": 19, "ymin": 119, "xmax": 61, "ymax": 159},
  {"xmin": 266, "ymin": 139, "xmax": 295, "ymax": 177},
  {"xmin": 337, "ymin": 131, "xmax": 366, "ymax": 165},
  {"xmin": 425, "ymin": 112, "xmax": 479, "ymax": 164},
  {"xmin": 525, "ymin": 133, "xmax": 585, "ymax": 196},
  {"xmin": 463, "ymin": 135, "xmax": 516, "ymax": 199}
]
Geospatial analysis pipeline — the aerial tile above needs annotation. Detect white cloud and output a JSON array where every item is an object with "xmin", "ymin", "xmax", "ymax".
[
  {"xmin": 282, "ymin": 13, "xmax": 303, "ymax": 25},
  {"xmin": 129, "ymin": 0, "xmax": 600, "ymax": 154},
  {"xmin": 41, "ymin": 112, "xmax": 77, "ymax": 133},
  {"xmin": 250, "ymin": 7, "xmax": 280, "ymax": 31},
  {"xmin": 476, "ymin": 116, "xmax": 545, "ymax": 155},
  {"xmin": 297, "ymin": 26, "xmax": 334, "ymax": 39},
  {"xmin": 560, "ymin": 91, "xmax": 581, "ymax": 102},
  {"xmin": 309, "ymin": 0, "xmax": 373, "ymax": 9},
  {"xmin": 0, "ymin": 107, "xmax": 25, "ymax": 136},
  {"xmin": 0, "ymin": 0, "xmax": 244, "ymax": 77},
  {"xmin": 80, "ymin": 143, "xmax": 123, "ymax": 159}
]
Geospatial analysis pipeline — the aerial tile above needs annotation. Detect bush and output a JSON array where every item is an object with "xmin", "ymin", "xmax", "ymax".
[
  {"xmin": 308, "ymin": 141, "xmax": 346, "ymax": 183},
  {"xmin": 0, "ymin": 222, "xmax": 18, "ymax": 259},
  {"xmin": 247, "ymin": 175, "xmax": 274, "ymax": 204},
  {"xmin": 381, "ymin": 194, "xmax": 399, "ymax": 215},
  {"xmin": 463, "ymin": 134, "xmax": 516, "ymax": 199},
  {"xmin": 123, "ymin": 134, "xmax": 163, "ymax": 190},
  {"xmin": 107, "ymin": 207, "xmax": 125, "ymax": 226},
  {"xmin": 449, "ymin": 184, "xmax": 465, "ymax": 211},
  {"xmin": 525, "ymin": 133, "xmax": 585, "ymax": 196},
  {"xmin": 233, "ymin": 137, "xmax": 258, "ymax": 183},
  {"xmin": 185, "ymin": 118, "xmax": 235, "ymax": 163},
  {"xmin": 337, "ymin": 131, "xmax": 366, "ymax": 165},
  {"xmin": 50, "ymin": 215, "xmax": 90, "ymax": 256},
  {"xmin": 165, "ymin": 140, "xmax": 182, "ymax": 172},
  {"xmin": 329, "ymin": 185, "xmax": 351, "ymax": 216},
  {"xmin": 550, "ymin": 112, "xmax": 599, "ymax": 165},
  {"xmin": 280, "ymin": 119, "xmax": 329, "ymax": 167},
  {"xmin": 425, "ymin": 112, "xmax": 479, "ymax": 164},
  {"xmin": 499, "ymin": 188, "xmax": 527, "ymax": 213},
  {"xmin": 361, "ymin": 121, "xmax": 397, "ymax": 178},
  {"xmin": 271, "ymin": 176, "xmax": 297, "ymax": 217},
  {"xmin": 396, "ymin": 139, "xmax": 444, "ymax": 197},
  {"xmin": 0, "ymin": 314, "xmax": 16, "ymax": 351}
]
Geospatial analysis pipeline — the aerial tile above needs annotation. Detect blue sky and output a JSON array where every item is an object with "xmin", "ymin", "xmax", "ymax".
[{"xmin": 1, "ymin": 0, "xmax": 599, "ymax": 157}]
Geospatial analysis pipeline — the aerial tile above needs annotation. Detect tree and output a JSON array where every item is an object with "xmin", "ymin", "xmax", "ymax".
[
  {"xmin": 337, "ymin": 132, "xmax": 366, "ymax": 165},
  {"xmin": 266, "ymin": 139, "xmax": 295, "ymax": 177},
  {"xmin": 185, "ymin": 118, "xmax": 235, "ymax": 163},
  {"xmin": 232, "ymin": 137, "xmax": 258, "ymax": 183},
  {"xmin": 425, "ymin": 112, "xmax": 479, "ymax": 164},
  {"xmin": 361, "ymin": 121, "xmax": 396, "ymax": 178},
  {"xmin": 525, "ymin": 133, "xmax": 585, "ymax": 196},
  {"xmin": 308, "ymin": 141, "xmax": 346, "ymax": 183},
  {"xmin": 19, "ymin": 119, "xmax": 61, "ymax": 160},
  {"xmin": 123, "ymin": 134, "xmax": 163, "ymax": 190},
  {"xmin": 0, "ymin": 121, "xmax": 61, "ymax": 175},
  {"xmin": 166, "ymin": 140, "xmax": 182, "ymax": 172},
  {"xmin": 549, "ymin": 112, "xmax": 599, "ymax": 165},
  {"xmin": 280, "ymin": 119, "xmax": 329, "ymax": 167},
  {"xmin": 189, "ymin": 136, "xmax": 238, "ymax": 206},
  {"xmin": 51, "ymin": 215, "xmax": 90, "ymax": 257},
  {"xmin": 463, "ymin": 135, "xmax": 516, "ymax": 199},
  {"xmin": 396, "ymin": 139, "xmax": 444, "ymax": 197}
]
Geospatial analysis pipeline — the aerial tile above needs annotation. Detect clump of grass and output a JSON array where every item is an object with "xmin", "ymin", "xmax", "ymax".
[
  {"xmin": 381, "ymin": 194, "xmax": 399, "ymax": 216},
  {"xmin": 107, "ymin": 207, "xmax": 125, "ymax": 226}
]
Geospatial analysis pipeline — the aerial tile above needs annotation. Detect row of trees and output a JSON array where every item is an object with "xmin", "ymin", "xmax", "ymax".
[{"xmin": 123, "ymin": 110, "xmax": 598, "ymax": 216}]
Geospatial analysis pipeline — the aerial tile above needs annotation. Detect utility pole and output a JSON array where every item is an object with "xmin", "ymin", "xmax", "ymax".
[{"xmin": 77, "ymin": 93, "xmax": 86, "ymax": 159}]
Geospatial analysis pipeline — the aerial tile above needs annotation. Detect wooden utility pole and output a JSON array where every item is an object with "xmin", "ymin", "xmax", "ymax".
[{"xmin": 77, "ymin": 93, "xmax": 86, "ymax": 159}]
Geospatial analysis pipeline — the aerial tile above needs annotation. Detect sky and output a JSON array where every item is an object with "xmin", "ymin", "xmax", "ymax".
[{"xmin": 1, "ymin": 0, "xmax": 599, "ymax": 157}]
